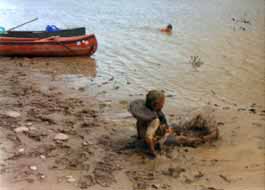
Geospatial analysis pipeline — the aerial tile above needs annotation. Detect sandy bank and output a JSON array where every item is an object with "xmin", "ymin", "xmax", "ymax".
[{"xmin": 0, "ymin": 57, "xmax": 264, "ymax": 190}]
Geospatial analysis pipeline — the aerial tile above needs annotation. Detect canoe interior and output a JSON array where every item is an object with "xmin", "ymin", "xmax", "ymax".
[{"xmin": 0, "ymin": 27, "xmax": 86, "ymax": 38}]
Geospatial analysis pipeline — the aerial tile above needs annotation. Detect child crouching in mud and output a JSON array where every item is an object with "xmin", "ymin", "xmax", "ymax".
[{"xmin": 129, "ymin": 90, "xmax": 219, "ymax": 158}]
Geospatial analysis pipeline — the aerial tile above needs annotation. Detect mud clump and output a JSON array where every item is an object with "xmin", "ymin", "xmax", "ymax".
[{"xmin": 169, "ymin": 114, "xmax": 219, "ymax": 147}]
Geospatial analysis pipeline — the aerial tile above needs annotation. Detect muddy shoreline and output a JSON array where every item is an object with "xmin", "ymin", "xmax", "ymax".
[{"xmin": 0, "ymin": 57, "xmax": 264, "ymax": 190}]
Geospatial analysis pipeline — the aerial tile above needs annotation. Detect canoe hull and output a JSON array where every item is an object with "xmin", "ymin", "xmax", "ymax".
[
  {"xmin": 0, "ymin": 34, "xmax": 97, "ymax": 57},
  {"xmin": 0, "ymin": 27, "xmax": 86, "ymax": 38}
]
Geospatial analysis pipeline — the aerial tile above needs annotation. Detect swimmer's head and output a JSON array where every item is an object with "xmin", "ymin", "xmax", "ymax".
[{"xmin": 167, "ymin": 24, "xmax": 173, "ymax": 30}]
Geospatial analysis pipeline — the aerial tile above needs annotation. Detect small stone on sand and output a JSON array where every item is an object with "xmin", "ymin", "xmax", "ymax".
[
  {"xmin": 14, "ymin": 127, "xmax": 29, "ymax": 133},
  {"xmin": 18, "ymin": 148, "xmax": 25, "ymax": 153},
  {"xmin": 26, "ymin": 122, "xmax": 33, "ymax": 126},
  {"xmin": 40, "ymin": 155, "xmax": 46, "ymax": 159},
  {"xmin": 29, "ymin": 166, "xmax": 38, "ymax": 171},
  {"xmin": 6, "ymin": 111, "xmax": 21, "ymax": 118},
  {"xmin": 66, "ymin": 176, "xmax": 76, "ymax": 183},
  {"xmin": 40, "ymin": 175, "xmax": 46, "ymax": 180},
  {"xmin": 54, "ymin": 133, "xmax": 69, "ymax": 141},
  {"xmin": 29, "ymin": 126, "xmax": 37, "ymax": 131}
]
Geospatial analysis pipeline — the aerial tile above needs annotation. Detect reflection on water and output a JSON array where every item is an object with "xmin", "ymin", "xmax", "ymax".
[{"xmin": 0, "ymin": 0, "xmax": 264, "ymax": 110}]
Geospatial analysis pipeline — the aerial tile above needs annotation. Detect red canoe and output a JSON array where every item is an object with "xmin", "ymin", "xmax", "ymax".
[{"xmin": 0, "ymin": 34, "xmax": 97, "ymax": 57}]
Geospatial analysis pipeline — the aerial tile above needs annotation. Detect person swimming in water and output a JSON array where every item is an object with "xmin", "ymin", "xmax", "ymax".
[{"xmin": 160, "ymin": 24, "xmax": 173, "ymax": 33}]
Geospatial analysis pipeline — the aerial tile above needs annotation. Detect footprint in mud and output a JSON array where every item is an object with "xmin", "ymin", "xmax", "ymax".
[
  {"xmin": 93, "ymin": 154, "xmax": 122, "ymax": 187},
  {"xmin": 126, "ymin": 170, "xmax": 171, "ymax": 190},
  {"xmin": 93, "ymin": 169, "xmax": 115, "ymax": 187},
  {"xmin": 237, "ymin": 108, "xmax": 246, "ymax": 112},
  {"xmin": 252, "ymin": 122, "xmax": 263, "ymax": 128},
  {"xmin": 0, "ymin": 113, "xmax": 20, "ymax": 129},
  {"xmin": 249, "ymin": 108, "xmax": 256, "ymax": 114},
  {"xmin": 162, "ymin": 167, "xmax": 186, "ymax": 180},
  {"xmin": 54, "ymin": 148, "xmax": 91, "ymax": 170},
  {"xmin": 79, "ymin": 174, "xmax": 95, "ymax": 189},
  {"xmin": 26, "ymin": 129, "xmax": 48, "ymax": 142}
]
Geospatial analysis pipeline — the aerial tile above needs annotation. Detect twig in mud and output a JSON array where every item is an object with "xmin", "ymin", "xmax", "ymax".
[
  {"xmin": 219, "ymin": 174, "xmax": 231, "ymax": 183},
  {"xmin": 11, "ymin": 177, "xmax": 34, "ymax": 183},
  {"xmin": 4, "ymin": 153, "xmax": 23, "ymax": 161},
  {"xmin": 232, "ymin": 17, "xmax": 251, "ymax": 25},
  {"xmin": 37, "ymin": 115, "xmax": 57, "ymax": 124},
  {"xmin": 211, "ymin": 90, "xmax": 216, "ymax": 95},
  {"xmin": 207, "ymin": 187, "xmax": 224, "ymax": 190},
  {"xmin": 188, "ymin": 56, "xmax": 204, "ymax": 70}
]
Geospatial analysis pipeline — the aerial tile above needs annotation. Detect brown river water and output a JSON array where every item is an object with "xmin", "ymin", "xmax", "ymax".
[{"xmin": 0, "ymin": 0, "xmax": 264, "ymax": 111}]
